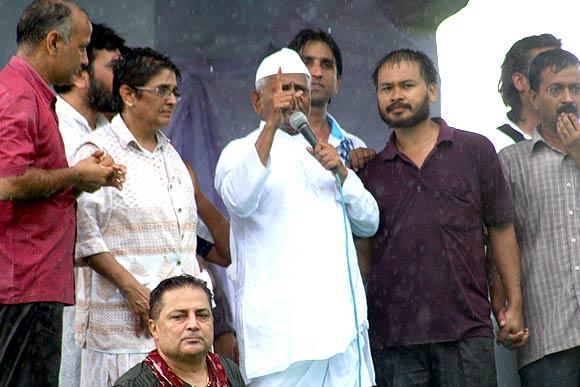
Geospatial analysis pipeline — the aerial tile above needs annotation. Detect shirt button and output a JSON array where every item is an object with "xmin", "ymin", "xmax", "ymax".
[
  {"xmin": 178, "ymin": 208, "xmax": 182, "ymax": 213},
  {"xmin": 572, "ymin": 238, "xmax": 577, "ymax": 243},
  {"xmin": 177, "ymin": 260, "xmax": 182, "ymax": 266},
  {"xmin": 569, "ymin": 210, "xmax": 575, "ymax": 215},
  {"xmin": 567, "ymin": 182, "xmax": 572, "ymax": 187},
  {"xmin": 575, "ymin": 265, "xmax": 580, "ymax": 271}
]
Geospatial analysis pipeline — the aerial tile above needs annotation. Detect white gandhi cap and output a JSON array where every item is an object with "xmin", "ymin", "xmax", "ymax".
[{"xmin": 255, "ymin": 47, "xmax": 311, "ymax": 89}]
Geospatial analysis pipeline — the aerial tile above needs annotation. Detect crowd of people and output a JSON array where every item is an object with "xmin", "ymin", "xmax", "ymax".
[{"xmin": 0, "ymin": 1, "xmax": 578, "ymax": 387}]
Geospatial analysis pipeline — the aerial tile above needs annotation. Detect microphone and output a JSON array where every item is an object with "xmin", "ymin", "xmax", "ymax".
[
  {"xmin": 289, "ymin": 111, "xmax": 319, "ymax": 148},
  {"xmin": 289, "ymin": 111, "xmax": 342, "ymax": 185}
]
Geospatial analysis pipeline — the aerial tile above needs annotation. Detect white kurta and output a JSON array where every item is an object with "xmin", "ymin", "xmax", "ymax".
[{"xmin": 215, "ymin": 122, "xmax": 379, "ymax": 380}]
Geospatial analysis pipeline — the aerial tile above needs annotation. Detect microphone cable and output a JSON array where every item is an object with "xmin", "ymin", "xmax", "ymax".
[{"xmin": 335, "ymin": 171, "xmax": 363, "ymax": 387}]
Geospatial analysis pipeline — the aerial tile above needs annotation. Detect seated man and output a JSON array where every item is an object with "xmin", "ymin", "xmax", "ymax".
[{"xmin": 114, "ymin": 275, "xmax": 245, "ymax": 387}]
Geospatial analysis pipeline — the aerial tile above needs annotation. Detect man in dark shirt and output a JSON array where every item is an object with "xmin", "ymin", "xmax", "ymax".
[{"xmin": 358, "ymin": 49, "xmax": 525, "ymax": 386}]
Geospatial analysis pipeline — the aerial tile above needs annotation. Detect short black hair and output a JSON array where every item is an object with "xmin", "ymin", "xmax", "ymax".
[
  {"xmin": 528, "ymin": 48, "xmax": 580, "ymax": 93},
  {"xmin": 112, "ymin": 47, "xmax": 181, "ymax": 113},
  {"xmin": 87, "ymin": 23, "xmax": 125, "ymax": 66},
  {"xmin": 288, "ymin": 28, "xmax": 343, "ymax": 79},
  {"xmin": 372, "ymin": 49, "xmax": 438, "ymax": 89},
  {"xmin": 149, "ymin": 274, "xmax": 213, "ymax": 320},
  {"xmin": 499, "ymin": 34, "xmax": 561, "ymax": 122},
  {"xmin": 55, "ymin": 23, "xmax": 125, "ymax": 94},
  {"xmin": 16, "ymin": 0, "xmax": 76, "ymax": 47}
]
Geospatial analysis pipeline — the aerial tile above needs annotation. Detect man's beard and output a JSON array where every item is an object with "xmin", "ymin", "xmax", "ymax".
[
  {"xmin": 88, "ymin": 73, "xmax": 116, "ymax": 113},
  {"xmin": 379, "ymin": 94, "xmax": 430, "ymax": 129}
]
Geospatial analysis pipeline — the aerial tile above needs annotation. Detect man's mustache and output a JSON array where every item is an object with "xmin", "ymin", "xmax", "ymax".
[
  {"xmin": 387, "ymin": 102, "xmax": 412, "ymax": 113},
  {"xmin": 556, "ymin": 103, "xmax": 578, "ymax": 115}
]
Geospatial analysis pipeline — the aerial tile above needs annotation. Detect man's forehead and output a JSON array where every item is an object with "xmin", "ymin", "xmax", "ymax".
[
  {"xmin": 94, "ymin": 48, "xmax": 121, "ymax": 60},
  {"xmin": 302, "ymin": 41, "xmax": 334, "ymax": 59},
  {"xmin": 265, "ymin": 73, "xmax": 309, "ymax": 85},
  {"xmin": 379, "ymin": 61, "xmax": 421, "ymax": 80},
  {"xmin": 541, "ymin": 64, "xmax": 580, "ymax": 83},
  {"xmin": 161, "ymin": 287, "xmax": 211, "ymax": 312}
]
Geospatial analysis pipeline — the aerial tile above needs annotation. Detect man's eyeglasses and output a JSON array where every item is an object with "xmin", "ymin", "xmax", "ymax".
[{"xmin": 135, "ymin": 85, "xmax": 182, "ymax": 102}]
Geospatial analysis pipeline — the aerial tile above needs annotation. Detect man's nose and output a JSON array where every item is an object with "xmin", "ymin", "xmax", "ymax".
[
  {"xmin": 81, "ymin": 50, "xmax": 89, "ymax": 67},
  {"xmin": 562, "ymin": 87, "xmax": 574, "ymax": 102},
  {"xmin": 390, "ymin": 86, "xmax": 404, "ymax": 101},
  {"xmin": 186, "ymin": 315, "xmax": 200, "ymax": 330},
  {"xmin": 309, "ymin": 62, "xmax": 322, "ymax": 77}
]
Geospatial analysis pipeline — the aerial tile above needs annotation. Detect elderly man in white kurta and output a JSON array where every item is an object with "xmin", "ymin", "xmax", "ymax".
[{"xmin": 215, "ymin": 48, "xmax": 379, "ymax": 386}]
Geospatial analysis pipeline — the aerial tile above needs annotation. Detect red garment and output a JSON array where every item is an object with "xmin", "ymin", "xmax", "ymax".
[
  {"xmin": 144, "ymin": 349, "xmax": 228, "ymax": 387},
  {"xmin": 0, "ymin": 56, "xmax": 75, "ymax": 305}
]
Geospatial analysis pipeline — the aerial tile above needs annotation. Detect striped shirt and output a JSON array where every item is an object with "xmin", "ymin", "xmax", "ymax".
[
  {"xmin": 499, "ymin": 130, "xmax": 580, "ymax": 368},
  {"xmin": 0, "ymin": 56, "xmax": 76, "ymax": 305}
]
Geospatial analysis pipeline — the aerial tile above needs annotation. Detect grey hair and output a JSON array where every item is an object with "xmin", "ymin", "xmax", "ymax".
[{"xmin": 16, "ymin": 1, "xmax": 78, "ymax": 46}]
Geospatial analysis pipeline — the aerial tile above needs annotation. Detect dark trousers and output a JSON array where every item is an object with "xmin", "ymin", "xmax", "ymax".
[
  {"xmin": 372, "ymin": 336, "xmax": 497, "ymax": 387},
  {"xmin": 0, "ymin": 302, "xmax": 64, "ymax": 387},
  {"xmin": 519, "ymin": 346, "xmax": 580, "ymax": 387}
]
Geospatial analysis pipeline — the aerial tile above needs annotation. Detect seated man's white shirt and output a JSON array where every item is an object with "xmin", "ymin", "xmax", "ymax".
[{"xmin": 215, "ymin": 121, "xmax": 379, "ymax": 382}]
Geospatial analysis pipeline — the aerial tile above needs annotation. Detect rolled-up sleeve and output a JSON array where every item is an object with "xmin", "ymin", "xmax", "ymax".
[
  {"xmin": 215, "ymin": 138, "xmax": 270, "ymax": 218},
  {"xmin": 73, "ymin": 143, "xmax": 113, "ymax": 263},
  {"xmin": 339, "ymin": 169, "xmax": 379, "ymax": 237}
]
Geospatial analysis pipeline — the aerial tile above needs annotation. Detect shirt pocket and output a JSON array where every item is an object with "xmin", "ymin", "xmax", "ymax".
[{"xmin": 432, "ymin": 186, "xmax": 479, "ymax": 232}]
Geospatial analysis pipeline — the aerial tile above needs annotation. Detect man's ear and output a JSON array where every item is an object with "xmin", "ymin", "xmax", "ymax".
[
  {"xmin": 148, "ymin": 319, "xmax": 159, "ymax": 341},
  {"xmin": 512, "ymin": 72, "xmax": 528, "ymax": 93},
  {"xmin": 45, "ymin": 30, "xmax": 61, "ymax": 57},
  {"xmin": 250, "ymin": 90, "xmax": 262, "ymax": 114},
  {"xmin": 428, "ymin": 83, "xmax": 437, "ymax": 104}
]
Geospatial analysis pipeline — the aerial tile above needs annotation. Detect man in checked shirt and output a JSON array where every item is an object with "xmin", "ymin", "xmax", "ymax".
[{"xmin": 498, "ymin": 48, "xmax": 580, "ymax": 387}]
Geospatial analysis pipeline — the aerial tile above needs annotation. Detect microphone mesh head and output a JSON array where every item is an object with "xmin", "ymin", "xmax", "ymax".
[{"xmin": 289, "ymin": 111, "xmax": 308, "ymax": 130}]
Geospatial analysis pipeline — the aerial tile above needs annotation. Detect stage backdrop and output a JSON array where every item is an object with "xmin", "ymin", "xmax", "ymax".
[{"xmin": 154, "ymin": 0, "xmax": 467, "ymax": 205}]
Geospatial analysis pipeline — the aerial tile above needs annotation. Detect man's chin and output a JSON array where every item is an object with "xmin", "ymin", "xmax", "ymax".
[{"xmin": 280, "ymin": 122, "xmax": 300, "ymax": 135}]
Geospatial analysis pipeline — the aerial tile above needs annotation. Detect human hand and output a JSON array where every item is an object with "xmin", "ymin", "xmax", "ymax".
[
  {"xmin": 347, "ymin": 147, "xmax": 377, "ymax": 171},
  {"xmin": 556, "ymin": 113, "xmax": 580, "ymax": 163},
  {"xmin": 308, "ymin": 142, "xmax": 348, "ymax": 183},
  {"xmin": 266, "ymin": 68, "xmax": 305, "ymax": 129},
  {"xmin": 73, "ymin": 150, "xmax": 125, "ymax": 192},
  {"xmin": 122, "ymin": 281, "xmax": 151, "ymax": 337},
  {"xmin": 496, "ymin": 304, "xmax": 529, "ymax": 350}
]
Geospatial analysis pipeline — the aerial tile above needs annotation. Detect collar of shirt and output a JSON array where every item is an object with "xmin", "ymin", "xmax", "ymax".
[
  {"xmin": 531, "ymin": 127, "xmax": 567, "ymax": 158},
  {"xmin": 9, "ymin": 56, "xmax": 56, "ymax": 106},
  {"xmin": 327, "ymin": 113, "xmax": 346, "ymax": 147},
  {"xmin": 111, "ymin": 114, "xmax": 170, "ymax": 152},
  {"xmin": 378, "ymin": 117, "xmax": 455, "ymax": 162},
  {"xmin": 56, "ymin": 95, "xmax": 91, "ymax": 133},
  {"xmin": 506, "ymin": 115, "xmax": 533, "ymax": 140}
]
